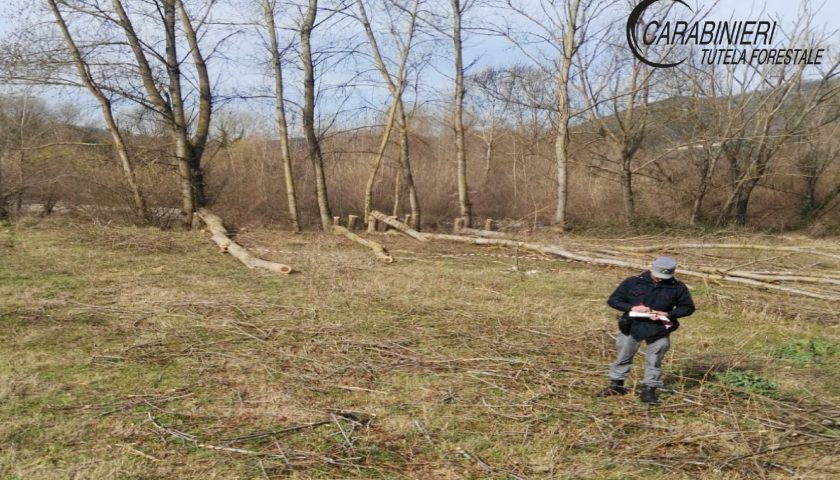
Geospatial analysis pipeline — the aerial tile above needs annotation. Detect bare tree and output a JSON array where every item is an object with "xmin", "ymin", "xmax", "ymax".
[
  {"xmin": 796, "ymin": 123, "xmax": 840, "ymax": 223},
  {"xmin": 450, "ymin": 0, "xmax": 471, "ymax": 226},
  {"xmin": 467, "ymin": 69, "xmax": 508, "ymax": 186},
  {"xmin": 263, "ymin": 0, "xmax": 301, "ymax": 231},
  {"xmin": 300, "ymin": 0, "xmax": 333, "ymax": 231},
  {"xmin": 711, "ymin": 38, "xmax": 840, "ymax": 224},
  {"xmin": 355, "ymin": 0, "xmax": 422, "ymax": 229},
  {"xmin": 576, "ymin": 11, "xmax": 652, "ymax": 226},
  {"xmin": 47, "ymin": 0, "xmax": 148, "ymax": 222},
  {"xmin": 495, "ymin": 0, "xmax": 608, "ymax": 229},
  {"xmin": 92, "ymin": 0, "xmax": 216, "ymax": 227}
]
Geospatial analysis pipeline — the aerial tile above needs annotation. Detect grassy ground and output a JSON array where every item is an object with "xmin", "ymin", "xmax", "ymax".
[{"xmin": 1, "ymin": 219, "xmax": 838, "ymax": 479}]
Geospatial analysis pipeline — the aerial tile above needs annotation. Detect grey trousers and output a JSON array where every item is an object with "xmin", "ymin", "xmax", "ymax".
[{"xmin": 608, "ymin": 333, "xmax": 671, "ymax": 388}]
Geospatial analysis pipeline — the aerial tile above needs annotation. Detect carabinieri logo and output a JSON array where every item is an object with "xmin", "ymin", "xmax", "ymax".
[{"xmin": 626, "ymin": 0, "xmax": 826, "ymax": 68}]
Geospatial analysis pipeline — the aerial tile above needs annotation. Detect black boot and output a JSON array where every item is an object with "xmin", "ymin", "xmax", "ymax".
[
  {"xmin": 595, "ymin": 379, "xmax": 627, "ymax": 397},
  {"xmin": 639, "ymin": 386, "xmax": 659, "ymax": 404}
]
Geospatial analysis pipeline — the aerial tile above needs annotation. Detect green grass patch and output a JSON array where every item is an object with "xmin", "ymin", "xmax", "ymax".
[
  {"xmin": 716, "ymin": 369, "xmax": 779, "ymax": 397},
  {"xmin": 776, "ymin": 339, "xmax": 838, "ymax": 365}
]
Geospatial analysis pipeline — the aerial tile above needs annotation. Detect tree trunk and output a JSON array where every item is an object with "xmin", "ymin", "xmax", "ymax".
[
  {"xmin": 554, "ymin": 129, "xmax": 569, "ymax": 228},
  {"xmin": 802, "ymin": 181, "xmax": 840, "ymax": 223},
  {"xmin": 621, "ymin": 154, "xmax": 635, "ymax": 226},
  {"xmin": 15, "ymin": 149, "xmax": 23, "ymax": 214},
  {"xmin": 482, "ymin": 136, "xmax": 493, "ymax": 184},
  {"xmin": 0, "ymin": 152, "xmax": 5, "ymax": 219},
  {"xmin": 177, "ymin": 0, "xmax": 211, "ymax": 211},
  {"xmin": 175, "ymin": 137, "xmax": 196, "ymax": 224},
  {"xmin": 392, "ymin": 164, "xmax": 401, "ymax": 217},
  {"xmin": 300, "ymin": 0, "xmax": 332, "ymax": 231},
  {"xmin": 188, "ymin": 147, "xmax": 206, "ymax": 208},
  {"xmin": 451, "ymin": 0, "xmax": 471, "ymax": 227},
  {"xmin": 798, "ymin": 162, "xmax": 820, "ymax": 223},
  {"xmin": 263, "ymin": 0, "xmax": 300, "ymax": 231},
  {"xmin": 397, "ymin": 115, "xmax": 420, "ymax": 230},
  {"xmin": 162, "ymin": 0, "xmax": 197, "ymax": 226},
  {"xmin": 111, "ymin": 0, "xmax": 198, "ymax": 227},
  {"xmin": 363, "ymin": 98, "xmax": 399, "ymax": 224},
  {"xmin": 355, "ymin": 0, "xmax": 419, "ymax": 229},
  {"xmin": 719, "ymin": 176, "xmax": 758, "ymax": 226},
  {"xmin": 689, "ymin": 150, "xmax": 718, "ymax": 225},
  {"xmin": 552, "ymin": 0, "xmax": 580, "ymax": 230}
]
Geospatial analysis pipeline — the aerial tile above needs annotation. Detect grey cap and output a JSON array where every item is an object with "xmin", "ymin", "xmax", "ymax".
[{"xmin": 651, "ymin": 256, "xmax": 678, "ymax": 279}]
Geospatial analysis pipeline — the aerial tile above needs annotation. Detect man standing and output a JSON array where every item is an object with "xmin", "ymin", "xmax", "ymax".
[{"xmin": 596, "ymin": 256, "xmax": 695, "ymax": 404}]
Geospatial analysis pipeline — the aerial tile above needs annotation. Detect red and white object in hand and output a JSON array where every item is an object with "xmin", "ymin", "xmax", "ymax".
[{"xmin": 629, "ymin": 308, "xmax": 673, "ymax": 329}]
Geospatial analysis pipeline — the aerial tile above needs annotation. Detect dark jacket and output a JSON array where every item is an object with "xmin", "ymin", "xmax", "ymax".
[{"xmin": 608, "ymin": 271, "xmax": 695, "ymax": 341}]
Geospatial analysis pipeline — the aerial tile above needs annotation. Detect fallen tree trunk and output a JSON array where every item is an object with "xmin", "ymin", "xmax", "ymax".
[
  {"xmin": 419, "ymin": 233, "xmax": 840, "ymax": 302},
  {"xmin": 333, "ymin": 225, "xmax": 393, "ymax": 263},
  {"xmin": 747, "ymin": 271, "xmax": 840, "ymax": 280},
  {"xmin": 457, "ymin": 226, "xmax": 514, "ymax": 239},
  {"xmin": 370, "ymin": 210, "xmax": 427, "ymax": 242},
  {"xmin": 698, "ymin": 269, "xmax": 840, "ymax": 286},
  {"xmin": 613, "ymin": 243, "xmax": 840, "ymax": 261},
  {"xmin": 196, "ymin": 209, "xmax": 292, "ymax": 274}
]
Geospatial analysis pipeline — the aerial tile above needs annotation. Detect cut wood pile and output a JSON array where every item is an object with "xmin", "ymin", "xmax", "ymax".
[{"xmin": 193, "ymin": 207, "xmax": 839, "ymax": 302}]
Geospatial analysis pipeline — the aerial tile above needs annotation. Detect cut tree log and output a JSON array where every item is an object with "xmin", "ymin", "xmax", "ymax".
[
  {"xmin": 370, "ymin": 210, "xmax": 427, "ymax": 242},
  {"xmin": 347, "ymin": 215, "xmax": 359, "ymax": 231},
  {"xmin": 332, "ymin": 225, "xmax": 393, "ymax": 263},
  {"xmin": 591, "ymin": 248, "xmax": 840, "ymax": 285},
  {"xmin": 457, "ymin": 226, "xmax": 514, "ymax": 239},
  {"xmin": 613, "ymin": 243, "xmax": 840, "ymax": 261},
  {"xmin": 196, "ymin": 209, "xmax": 292, "ymax": 274},
  {"xmin": 418, "ymin": 233, "xmax": 840, "ymax": 302},
  {"xmin": 367, "ymin": 216, "xmax": 378, "ymax": 233}
]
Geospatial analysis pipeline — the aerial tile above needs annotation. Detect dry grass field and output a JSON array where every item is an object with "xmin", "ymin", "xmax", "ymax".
[{"xmin": 1, "ymin": 219, "xmax": 838, "ymax": 479}]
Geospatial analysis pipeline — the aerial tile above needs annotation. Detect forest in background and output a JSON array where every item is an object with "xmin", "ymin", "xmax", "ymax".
[{"xmin": 0, "ymin": 0, "xmax": 839, "ymax": 232}]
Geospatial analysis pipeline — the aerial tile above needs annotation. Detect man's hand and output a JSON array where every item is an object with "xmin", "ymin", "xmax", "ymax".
[
  {"xmin": 651, "ymin": 310, "xmax": 673, "ymax": 327},
  {"xmin": 631, "ymin": 305, "xmax": 651, "ymax": 313}
]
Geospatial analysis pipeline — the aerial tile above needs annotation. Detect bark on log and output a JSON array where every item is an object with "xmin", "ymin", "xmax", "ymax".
[
  {"xmin": 333, "ymin": 226, "xmax": 393, "ymax": 263},
  {"xmin": 370, "ymin": 210, "xmax": 427, "ymax": 242},
  {"xmin": 197, "ymin": 209, "xmax": 292, "ymax": 274},
  {"xmin": 421, "ymin": 233, "xmax": 840, "ymax": 302}
]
